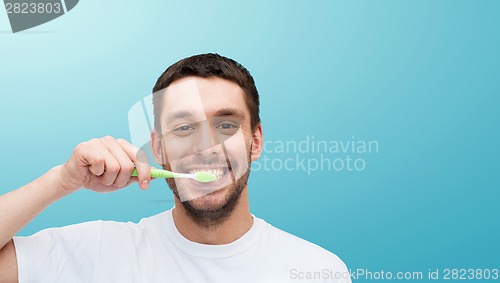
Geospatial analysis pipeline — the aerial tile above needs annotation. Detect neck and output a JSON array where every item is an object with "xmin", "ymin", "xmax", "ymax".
[{"xmin": 172, "ymin": 187, "xmax": 253, "ymax": 245}]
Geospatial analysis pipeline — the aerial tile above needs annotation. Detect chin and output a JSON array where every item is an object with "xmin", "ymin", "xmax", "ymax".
[{"xmin": 185, "ymin": 186, "xmax": 232, "ymax": 211}]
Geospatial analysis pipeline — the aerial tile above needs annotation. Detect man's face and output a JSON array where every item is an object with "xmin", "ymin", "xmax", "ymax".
[{"xmin": 152, "ymin": 76, "xmax": 261, "ymax": 215}]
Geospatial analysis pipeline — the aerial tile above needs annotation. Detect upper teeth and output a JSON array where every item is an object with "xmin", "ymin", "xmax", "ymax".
[{"xmin": 190, "ymin": 169, "xmax": 225, "ymax": 180}]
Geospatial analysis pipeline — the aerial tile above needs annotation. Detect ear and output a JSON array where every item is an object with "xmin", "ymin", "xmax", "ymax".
[
  {"xmin": 250, "ymin": 123, "xmax": 263, "ymax": 162},
  {"xmin": 151, "ymin": 130, "xmax": 165, "ymax": 166}
]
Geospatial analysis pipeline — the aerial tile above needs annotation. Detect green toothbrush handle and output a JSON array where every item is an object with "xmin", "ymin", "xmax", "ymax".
[{"xmin": 131, "ymin": 168, "xmax": 176, "ymax": 178}]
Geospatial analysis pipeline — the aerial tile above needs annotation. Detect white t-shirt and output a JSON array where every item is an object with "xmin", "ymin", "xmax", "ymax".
[{"xmin": 13, "ymin": 209, "xmax": 351, "ymax": 283}]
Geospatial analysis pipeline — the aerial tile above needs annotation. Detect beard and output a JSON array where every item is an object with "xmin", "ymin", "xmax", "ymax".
[{"xmin": 163, "ymin": 147, "xmax": 252, "ymax": 229}]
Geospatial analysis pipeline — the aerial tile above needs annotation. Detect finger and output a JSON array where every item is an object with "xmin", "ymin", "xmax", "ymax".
[
  {"xmin": 123, "ymin": 175, "xmax": 155, "ymax": 188},
  {"xmin": 117, "ymin": 138, "xmax": 151, "ymax": 190},
  {"xmin": 77, "ymin": 143, "xmax": 105, "ymax": 176},
  {"xmin": 92, "ymin": 143, "xmax": 121, "ymax": 187},
  {"xmin": 101, "ymin": 137, "xmax": 135, "ymax": 188}
]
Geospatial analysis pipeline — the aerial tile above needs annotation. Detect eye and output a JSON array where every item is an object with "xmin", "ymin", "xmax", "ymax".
[
  {"xmin": 177, "ymin": 125, "xmax": 193, "ymax": 131},
  {"xmin": 216, "ymin": 122, "xmax": 239, "ymax": 135},
  {"xmin": 219, "ymin": 123, "xmax": 234, "ymax": 129},
  {"xmin": 172, "ymin": 124, "xmax": 195, "ymax": 136}
]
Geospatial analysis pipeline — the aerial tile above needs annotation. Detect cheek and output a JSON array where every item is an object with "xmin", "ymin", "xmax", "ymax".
[
  {"xmin": 163, "ymin": 137, "xmax": 195, "ymax": 161},
  {"xmin": 223, "ymin": 130, "xmax": 250, "ymax": 178}
]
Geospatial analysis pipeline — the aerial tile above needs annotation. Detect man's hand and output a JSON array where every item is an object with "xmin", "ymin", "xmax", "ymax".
[
  {"xmin": 0, "ymin": 136, "xmax": 152, "ymax": 281},
  {"xmin": 58, "ymin": 136, "xmax": 151, "ymax": 193}
]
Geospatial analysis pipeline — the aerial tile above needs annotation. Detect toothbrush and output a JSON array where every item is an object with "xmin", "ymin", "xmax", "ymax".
[{"xmin": 131, "ymin": 168, "xmax": 217, "ymax": 183}]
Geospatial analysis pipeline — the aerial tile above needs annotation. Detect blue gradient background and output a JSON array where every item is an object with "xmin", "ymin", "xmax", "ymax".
[{"xmin": 1, "ymin": 1, "xmax": 499, "ymax": 282}]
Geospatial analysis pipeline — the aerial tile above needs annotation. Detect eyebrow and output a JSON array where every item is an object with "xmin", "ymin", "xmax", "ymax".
[
  {"xmin": 166, "ymin": 111, "xmax": 193, "ymax": 122},
  {"xmin": 213, "ymin": 108, "xmax": 246, "ymax": 119}
]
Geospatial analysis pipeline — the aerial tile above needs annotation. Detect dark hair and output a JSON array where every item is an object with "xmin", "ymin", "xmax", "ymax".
[{"xmin": 152, "ymin": 53, "xmax": 260, "ymax": 133}]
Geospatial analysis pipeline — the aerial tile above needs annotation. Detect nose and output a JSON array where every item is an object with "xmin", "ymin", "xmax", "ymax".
[{"xmin": 193, "ymin": 120, "xmax": 221, "ymax": 155}]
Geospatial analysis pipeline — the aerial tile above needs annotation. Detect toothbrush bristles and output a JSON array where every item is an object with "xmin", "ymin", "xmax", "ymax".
[{"xmin": 194, "ymin": 172, "xmax": 217, "ymax": 183}]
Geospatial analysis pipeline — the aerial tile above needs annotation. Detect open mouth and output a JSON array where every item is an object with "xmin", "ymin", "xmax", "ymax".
[
  {"xmin": 182, "ymin": 165, "xmax": 231, "ymax": 183},
  {"xmin": 175, "ymin": 165, "xmax": 233, "ymax": 201},
  {"xmin": 188, "ymin": 168, "xmax": 228, "ymax": 181}
]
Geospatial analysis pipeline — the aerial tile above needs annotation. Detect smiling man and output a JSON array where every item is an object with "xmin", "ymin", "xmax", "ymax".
[{"xmin": 0, "ymin": 54, "xmax": 350, "ymax": 283}]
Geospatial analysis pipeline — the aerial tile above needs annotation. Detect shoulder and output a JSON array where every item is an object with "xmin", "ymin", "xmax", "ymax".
[
  {"xmin": 92, "ymin": 210, "xmax": 169, "ymax": 239},
  {"xmin": 136, "ymin": 210, "xmax": 170, "ymax": 226},
  {"xmin": 18, "ymin": 210, "xmax": 171, "ymax": 243},
  {"xmin": 256, "ymin": 217, "xmax": 348, "ymax": 269}
]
